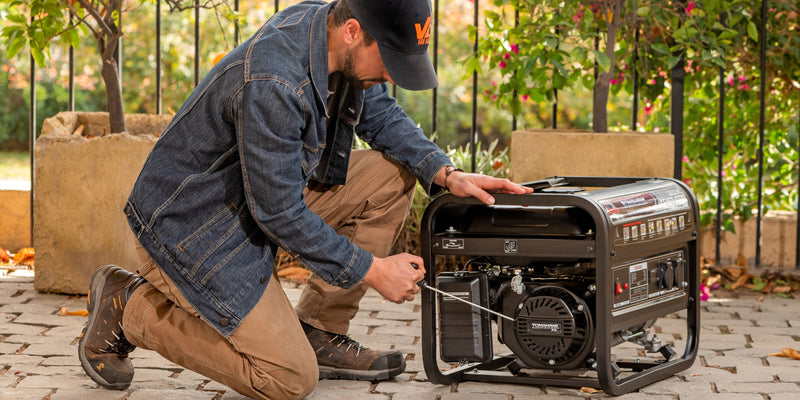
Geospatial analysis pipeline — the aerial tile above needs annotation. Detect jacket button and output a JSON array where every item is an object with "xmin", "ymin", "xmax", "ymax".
[
  {"xmin": 340, "ymin": 279, "xmax": 349, "ymax": 286},
  {"xmin": 219, "ymin": 317, "xmax": 229, "ymax": 326},
  {"xmin": 260, "ymin": 276, "xmax": 268, "ymax": 284}
]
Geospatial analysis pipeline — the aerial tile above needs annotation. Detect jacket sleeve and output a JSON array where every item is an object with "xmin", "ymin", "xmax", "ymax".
[
  {"xmin": 355, "ymin": 83, "xmax": 452, "ymax": 196},
  {"xmin": 237, "ymin": 79, "xmax": 372, "ymax": 288}
]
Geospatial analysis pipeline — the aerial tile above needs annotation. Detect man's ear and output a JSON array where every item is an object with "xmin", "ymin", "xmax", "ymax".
[{"xmin": 342, "ymin": 18, "xmax": 363, "ymax": 46}]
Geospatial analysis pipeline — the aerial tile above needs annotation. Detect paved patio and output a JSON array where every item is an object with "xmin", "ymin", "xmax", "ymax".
[{"xmin": 0, "ymin": 269, "xmax": 798, "ymax": 399}]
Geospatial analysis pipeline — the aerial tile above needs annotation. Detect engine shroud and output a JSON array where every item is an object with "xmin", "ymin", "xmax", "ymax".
[{"xmin": 502, "ymin": 284, "xmax": 594, "ymax": 370}]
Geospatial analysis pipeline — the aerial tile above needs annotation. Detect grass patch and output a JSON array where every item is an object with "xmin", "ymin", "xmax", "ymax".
[{"xmin": 0, "ymin": 151, "xmax": 31, "ymax": 181}]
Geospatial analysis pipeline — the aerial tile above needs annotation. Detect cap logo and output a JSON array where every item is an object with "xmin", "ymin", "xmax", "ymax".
[{"xmin": 415, "ymin": 17, "xmax": 431, "ymax": 45}]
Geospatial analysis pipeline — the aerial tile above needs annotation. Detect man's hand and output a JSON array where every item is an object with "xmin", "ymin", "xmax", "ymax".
[
  {"xmin": 362, "ymin": 253, "xmax": 426, "ymax": 304},
  {"xmin": 438, "ymin": 166, "xmax": 533, "ymax": 205}
]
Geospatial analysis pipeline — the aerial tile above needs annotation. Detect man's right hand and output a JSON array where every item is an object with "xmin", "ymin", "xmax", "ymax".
[{"xmin": 361, "ymin": 253, "xmax": 426, "ymax": 304}]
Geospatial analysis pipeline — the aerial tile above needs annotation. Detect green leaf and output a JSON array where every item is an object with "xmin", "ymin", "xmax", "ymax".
[
  {"xmin": 594, "ymin": 50, "xmax": 611, "ymax": 72},
  {"xmin": 7, "ymin": 36, "xmax": 26, "ymax": 59},
  {"xmin": 572, "ymin": 46, "xmax": 587, "ymax": 63},
  {"xmin": 718, "ymin": 28, "xmax": 738, "ymax": 40},
  {"xmin": 7, "ymin": 13, "xmax": 27, "ymax": 24},
  {"xmin": 652, "ymin": 43, "xmax": 671, "ymax": 55},
  {"xmin": 637, "ymin": 6, "xmax": 651, "ymax": 17},
  {"xmin": 65, "ymin": 28, "xmax": 80, "ymax": 49},
  {"xmin": 545, "ymin": 36, "xmax": 558, "ymax": 49},
  {"xmin": 31, "ymin": 46, "xmax": 46, "ymax": 67},
  {"xmin": 747, "ymin": 21, "xmax": 758, "ymax": 42},
  {"xmin": 668, "ymin": 54, "xmax": 681, "ymax": 70}
]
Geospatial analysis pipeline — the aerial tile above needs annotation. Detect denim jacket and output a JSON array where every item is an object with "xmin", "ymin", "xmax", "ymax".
[{"xmin": 124, "ymin": 0, "xmax": 451, "ymax": 336}]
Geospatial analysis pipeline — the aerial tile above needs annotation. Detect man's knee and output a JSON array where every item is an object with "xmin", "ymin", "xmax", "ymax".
[{"xmin": 250, "ymin": 358, "xmax": 319, "ymax": 400}]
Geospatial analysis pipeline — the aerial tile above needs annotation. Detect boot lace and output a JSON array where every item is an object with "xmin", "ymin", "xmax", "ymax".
[
  {"xmin": 100, "ymin": 321, "xmax": 137, "ymax": 355},
  {"xmin": 328, "ymin": 334, "xmax": 367, "ymax": 358}
]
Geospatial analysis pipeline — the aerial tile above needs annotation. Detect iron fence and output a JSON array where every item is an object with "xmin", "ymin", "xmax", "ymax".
[{"xmin": 18, "ymin": 0, "xmax": 798, "ymax": 269}]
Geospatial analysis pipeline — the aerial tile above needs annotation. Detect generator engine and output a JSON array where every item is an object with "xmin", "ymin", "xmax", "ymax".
[{"xmin": 420, "ymin": 177, "xmax": 700, "ymax": 395}]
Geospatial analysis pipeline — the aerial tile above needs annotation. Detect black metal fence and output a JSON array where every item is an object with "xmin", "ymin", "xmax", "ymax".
[{"xmin": 19, "ymin": 0, "xmax": 798, "ymax": 269}]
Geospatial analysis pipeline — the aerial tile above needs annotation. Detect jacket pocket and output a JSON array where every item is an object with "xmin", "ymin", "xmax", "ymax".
[
  {"xmin": 177, "ymin": 203, "xmax": 239, "ymax": 254},
  {"xmin": 300, "ymin": 135, "xmax": 322, "ymax": 178}
]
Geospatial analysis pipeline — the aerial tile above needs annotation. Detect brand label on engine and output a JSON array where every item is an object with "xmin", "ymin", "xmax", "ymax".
[{"xmin": 530, "ymin": 322, "xmax": 562, "ymax": 333}]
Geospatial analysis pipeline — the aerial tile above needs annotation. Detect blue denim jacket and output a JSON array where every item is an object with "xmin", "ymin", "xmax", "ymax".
[{"xmin": 124, "ymin": 0, "xmax": 451, "ymax": 336}]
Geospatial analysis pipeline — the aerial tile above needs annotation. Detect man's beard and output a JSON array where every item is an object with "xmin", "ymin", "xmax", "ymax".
[{"xmin": 340, "ymin": 45, "xmax": 384, "ymax": 90}]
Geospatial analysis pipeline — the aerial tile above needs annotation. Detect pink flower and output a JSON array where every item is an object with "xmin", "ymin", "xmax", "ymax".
[
  {"xmin": 499, "ymin": 61, "xmax": 507, "ymax": 69},
  {"xmin": 510, "ymin": 44, "xmax": 519, "ymax": 54},
  {"xmin": 649, "ymin": 79, "xmax": 656, "ymax": 85},
  {"xmin": 610, "ymin": 78, "xmax": 618, "ymax": 84},
  {"xmin": 490, "ymin": 94, "xmax": 498, "ymax": 101},
  {"xmin": 521, "ymin": 94, "xmax": 529, "ymax": 102},
  {"xmin": 741, "ymin": 84, "xmax": 749, "ymax": 90},
  {"xmin": 686, "ymin": 2, "xmax": 695, "ymax": 14},
  {"xmin": 700, "ymin": 283, "xmax": 710, "ymax": 301},
  {"xmin": 682, "ymin": 156, "xmax": 690, "ymax": 163},
  {"xmin": 728, "ymin": 75, "xmax": 734, "ymax": 85},
  {"xmin": 573, "ymin": 9, "xmax": 584, "ymax": 23},
  {"xmin": 491, "ymin": 80, "xmax": 497, "ymax": 87},
  {"xmin": 504, "ymin": 53, "xmax": 511, "ymax": 60},
  {"xmin": 644, "ymin": 100, "xmax": 653, "ymax": 115}
]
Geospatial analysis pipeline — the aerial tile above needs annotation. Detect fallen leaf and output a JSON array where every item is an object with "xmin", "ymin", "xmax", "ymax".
[
  {"xmin": 724, "ymin": 267, "xmax": 743, "ymax": 279},
  {"xmin": 580, "ymin": 387, "xmax": 602, "ymax": 394},
  {"xmin": 757, "ymin": 295, "xmax": 764, "ymax": 302},
  {"xmin": 731, "ymin": 274, "xmax": 752, "ymax": 290},
  {"xmin": 58, "ymin": 307, "xmax": 89, "ymax": 317},
  {"xmin": 769, "ymin": 348, "xmax": 800, "ymax": 360},
  {"xmin": 0, "ymin": 245, "xmax": 9, "ymax": 263},
  {"xmin": 736, "ymin": 253, "xmax": 747, "ymax": 267},
  {"xmin": 772, "ymin": 286, "xmax": 793, "ymax": 294},
  {"xmin": 12, "ymin": 248, "xmax": 34, "ymax": 265},
  {"xmin": 705, "ymin": 274, "xmax": 722, "ymax": 288},
  {"xmin": 277, "ymin": 266, "xmax": 311, "ymax": 283},
  {"xmin": 690, "ymin": 373, "xmax": 703, "ymax": 376}
]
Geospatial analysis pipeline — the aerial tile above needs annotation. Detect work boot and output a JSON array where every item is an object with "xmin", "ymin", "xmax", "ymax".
[
  {"xmin": 302, "ymin": 321, "xmax": 406, "ymax": 381},
  {"xmin": 78, "ymin": 265, "xmax": 146, "ymax": 390}
]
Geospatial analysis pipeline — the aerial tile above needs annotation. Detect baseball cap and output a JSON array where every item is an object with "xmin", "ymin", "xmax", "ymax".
[{"xmin": 347, "ymin": 0, "xmax": 438, "ymax": 91}]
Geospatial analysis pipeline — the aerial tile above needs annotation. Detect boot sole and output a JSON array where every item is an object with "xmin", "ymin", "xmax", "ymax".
[
  {"xmin": 78, "ymin": 265, "xmax": 132, "ymax": 390},
  {"xmin": 318, "ymin": 360, "xmax": 406, "ymax": 381}
]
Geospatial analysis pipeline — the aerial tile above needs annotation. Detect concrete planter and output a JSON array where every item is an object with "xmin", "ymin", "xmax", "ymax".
[
  {"xmin": 509, "ymin": 129, "xmax": 675, "ymax": 181},
  {"xmin": 34, "ymin": 111, "xmax": 171, "ymax": 294}
]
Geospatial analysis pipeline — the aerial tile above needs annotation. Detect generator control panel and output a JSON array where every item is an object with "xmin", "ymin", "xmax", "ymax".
[{"xmin": 611, "ymin": 250, "xmax": 687, "ymax": 310}]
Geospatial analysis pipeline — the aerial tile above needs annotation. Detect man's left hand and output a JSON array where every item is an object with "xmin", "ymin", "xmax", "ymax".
[{"xmin": 439, "ymin": 167, "xmax": 533, "ymax": 205}]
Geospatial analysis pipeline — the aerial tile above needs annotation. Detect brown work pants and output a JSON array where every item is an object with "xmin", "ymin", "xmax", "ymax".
[{"xmin": 122, "ymin": 149, "xmax": 416, "ymax": 399}]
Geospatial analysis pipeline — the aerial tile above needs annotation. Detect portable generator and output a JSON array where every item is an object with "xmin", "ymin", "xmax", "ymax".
[{"xmin": 419, "ymin": 176, "xmax": 700, "ymax": 395}]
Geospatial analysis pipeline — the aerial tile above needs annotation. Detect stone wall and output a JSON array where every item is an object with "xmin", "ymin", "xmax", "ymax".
[
  {"xmin": 34, "ymin": 112, "xmax": 171, "ymax": 294},
  {"xmin": 700, "ymin": 211, "xmax": 798, "ymax": 270}
]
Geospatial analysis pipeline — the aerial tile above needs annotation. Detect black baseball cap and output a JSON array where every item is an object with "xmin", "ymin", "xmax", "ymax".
[{"xmin": 348, "ymin": 0, "xmax": 438, "ymax": 91}]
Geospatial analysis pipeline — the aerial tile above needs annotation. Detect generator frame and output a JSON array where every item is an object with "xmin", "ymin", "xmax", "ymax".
[{"xmin": 419, "ymin": 176, "xmax": 700, "ymax": 396}]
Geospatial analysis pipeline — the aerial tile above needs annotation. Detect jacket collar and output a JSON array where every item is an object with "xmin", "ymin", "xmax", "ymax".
[{"xmin": 309, "ymin": 1, "xmax": 335, "ymax": 118}]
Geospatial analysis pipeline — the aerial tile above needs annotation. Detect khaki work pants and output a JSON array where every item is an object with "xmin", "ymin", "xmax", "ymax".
[{"xmin": 122, "ymin": 149, "xmax": 416, "ymax": 399}]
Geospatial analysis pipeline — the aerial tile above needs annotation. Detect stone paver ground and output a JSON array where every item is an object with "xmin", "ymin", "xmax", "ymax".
[{"xmin": 0, "ymin": 270, "xmax": 798, "ymax": 399}]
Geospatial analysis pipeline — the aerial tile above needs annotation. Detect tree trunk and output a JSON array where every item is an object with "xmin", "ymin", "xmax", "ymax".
[
  {"xmin": 97, "ymin": 0, "xmax": 126, "ymax": 135},
  {"xmin": 592, "ymin": 0, "xmax": 623, "ymax": 133},
  {"xmin": 101, "ymin": 55, "xmax": 126, "ymax": 134}
]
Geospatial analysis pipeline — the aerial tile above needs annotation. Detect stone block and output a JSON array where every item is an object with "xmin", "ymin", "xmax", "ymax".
[
  {"xmin": 509, "ymin": 129, "xmax": 675, "ymax": 182},
  {"xmin": 0, "ymin": 180, "xmax": 31, "ymax": 250},
  {"xmin": 33, "ymin": 111, "xmax": 171, "ymax": 294}
]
